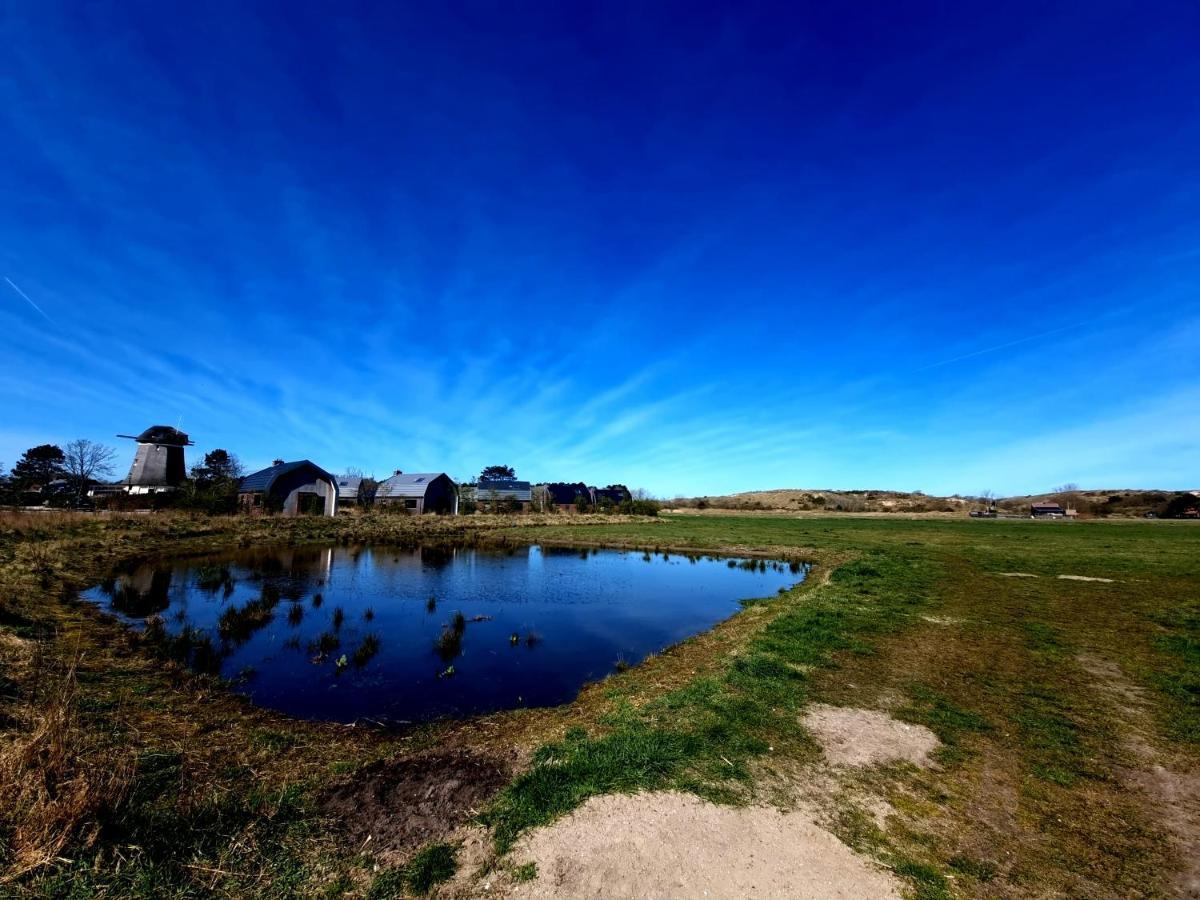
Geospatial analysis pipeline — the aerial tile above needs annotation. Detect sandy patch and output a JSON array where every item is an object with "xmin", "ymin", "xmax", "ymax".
[
  {"xmin": 506, "ymin": 791, "xmax": 900, "ymax": 899},
  {"xmin": 1056, "ymin": 575, "xmax": 1114, "ymax": 583},
  {"xmin": 999, "ymin": 572, "xmax": 1038, "ymax": 578},
  {"xmin": 803, "ymin": 704, "xmax": 940, "ymax": 768}
]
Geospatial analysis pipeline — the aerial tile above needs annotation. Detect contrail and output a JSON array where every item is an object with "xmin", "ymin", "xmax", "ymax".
[
  {"xmin": 4, "ymin": 276, "xmax": 54, "ymax": 323},
  {"xmin": 916, "ymin": 321, "xmax": 1086, "ymax": 372}
]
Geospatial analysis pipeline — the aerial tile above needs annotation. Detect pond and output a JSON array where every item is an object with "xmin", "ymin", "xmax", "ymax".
[{"xmin": 83, "ymin": 544, "xmax": 806, "ymax": 725}]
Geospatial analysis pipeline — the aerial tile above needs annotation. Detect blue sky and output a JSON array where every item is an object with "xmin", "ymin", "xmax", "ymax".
[{"xmin": 1, "ymin": 2, "xmax": 1197, "ymax": 497}]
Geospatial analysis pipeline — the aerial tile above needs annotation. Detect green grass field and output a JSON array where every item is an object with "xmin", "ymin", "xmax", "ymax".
[{"xmin": 1, "ymin": 512, "xmax": 1196, "ymax": 897}]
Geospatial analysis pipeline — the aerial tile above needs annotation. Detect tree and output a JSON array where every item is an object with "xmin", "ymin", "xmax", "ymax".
[
  {"xmin": 62, "ymin": 439, "xmax": 117, "ymax": 500},
  {"xmin": 11, "ymin": 444, "xmax": 67, "ymax": 491},
  {"xmin": 532, "ymin": 485, "xmax": 557, "ymax": 513},
  {"xmin": 358, "ymin": 477, "xmax": 379, "ymax": 509},
  {"xmin": 190, "ymin": 449, "xmax": 244, "ymax": 489},
  {"xmin": 480, "ymin": 465, "xmax": 516, "ymax": 481}
]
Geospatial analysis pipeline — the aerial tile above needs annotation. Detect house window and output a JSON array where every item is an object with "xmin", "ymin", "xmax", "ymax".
[{"xmin": 405, "ymin": 498, "xmax": 418, "ymax": 510}]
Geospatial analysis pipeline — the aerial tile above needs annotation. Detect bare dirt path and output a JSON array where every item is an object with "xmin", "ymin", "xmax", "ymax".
[
  {"xmin": 1078, "ymin": 653, "xmax": 1200, "ymax": 898},
  {"xmin": 502, "ymin": 791, "xmax": 901, "ymax": 899}
]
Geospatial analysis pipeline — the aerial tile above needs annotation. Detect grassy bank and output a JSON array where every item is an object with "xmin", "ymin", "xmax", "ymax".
[{"xmin": 1, "ymin": 511, "xmax": 1197, "ymax": 897}]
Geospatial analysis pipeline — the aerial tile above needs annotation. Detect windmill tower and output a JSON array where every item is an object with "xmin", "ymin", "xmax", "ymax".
[{"xmin": 117, "ymin": 425, "xmax": 194, "ymax": 494}]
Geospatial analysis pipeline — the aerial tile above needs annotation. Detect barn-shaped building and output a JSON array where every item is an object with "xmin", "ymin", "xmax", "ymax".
[
  {"xmin": 591, "ymin": 484, "xmax": 633, "ymax": 508},
  {"xmin": 477, "ymin": 478, "xmax": 532, "ymax": 512},
  {"xmin": 239, "ymin": 460, "xmax": 338, "ymax": 516},
  {"xmin": 375, "ymin": 471, "xmax": 458, "ymax": 514},
  {"xmin": 537, "ymin": 482, "xmax": 591, "ymax": 511}
]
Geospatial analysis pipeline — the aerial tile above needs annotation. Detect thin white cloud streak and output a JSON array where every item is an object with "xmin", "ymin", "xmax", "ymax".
[
  {"xmin": 915, "ymin": 320, "xmax": 1090, "ymax": 372},
  {"xmin": 4, "ymin": 276, "xmax": 53, "ymax": 323}
]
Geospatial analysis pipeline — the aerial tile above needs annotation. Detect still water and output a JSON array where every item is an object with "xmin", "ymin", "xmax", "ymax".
[{"xmin": 84, "ymin": 544, "xmax": 805, "ymax": 724}]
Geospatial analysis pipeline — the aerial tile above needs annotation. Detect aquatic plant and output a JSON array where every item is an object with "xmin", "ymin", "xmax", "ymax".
[
  {"xmin": 470, "ymin": 614, "xmax": 493, "ymax": 622},
  {"xmin": 312, "ymin": 592, "xmax": 324, "ymax": 608},
  {"xmin": 287, "ymin": 604, "xmax": 304, "ymax": 626},
  {"xmin": 332, "ymin": 606, "xmax": 345, "ymax": 629},
  {"xmin": 509, "ymin": 632, "xmax": 520, "ymax": 646},
  {"xmin": 614, "ymin": 656, "xmax": 631, "ymax": 673},
  {"xmin": 437, "ymin": 665, "xmax": 456, "ymax": 679},
  {"xmin": 426, "ymin": 595, "xmax": 437, "ymax": 612},
  {"xmin": 524, "ymin": 631, "xmax": 542, "ymax": 647},
  {"xmin": 195, "ymin": 565, "xmax": 232, "ymax": 593},
  {"xmin": 218, "ymin": 595, "xmax": 277, "ymax": 643},
  {"xmin": 363, "ymin": 607, "xmax": 375, "ymax": 621},
  {"xmin": 451, "ymin": 611, "xmax": 466, "ymax": 634},
  {"xmin": 352, "ymin": 634, "xmax": 380, "ymax": 667},
  {"xmin": 434, "ymin": 627, "xmax": 462, "ymax": 660},
  {"xmin": 311, "ymin": 631, "xmax": 340, "ymax": 655}
]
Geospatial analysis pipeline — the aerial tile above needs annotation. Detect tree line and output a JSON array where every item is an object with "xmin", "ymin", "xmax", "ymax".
[{"xmin": 0, "ymin": 441, "xmax": 245, "ymax": 512}]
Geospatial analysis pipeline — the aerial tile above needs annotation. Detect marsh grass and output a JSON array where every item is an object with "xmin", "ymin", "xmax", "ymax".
[{"xmin": 2, "ymin": 511, "xmax": 1196, "ymax": 897}]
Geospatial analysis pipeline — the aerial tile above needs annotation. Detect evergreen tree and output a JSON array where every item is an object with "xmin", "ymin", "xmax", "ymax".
[{"xmin": 10, "ymin": 444, "xmax": 66, "ymax": 490}]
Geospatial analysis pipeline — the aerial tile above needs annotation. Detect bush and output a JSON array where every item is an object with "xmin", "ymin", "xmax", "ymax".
[{"xmin": 618, "ymin": 499, "xmax": 660, "ymax": 517}]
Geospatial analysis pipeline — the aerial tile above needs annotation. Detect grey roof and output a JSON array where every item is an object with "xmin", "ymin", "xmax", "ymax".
[
  {"xmin": 376, "ymin": 472, "xmax": 454, "ymax": 500},
  {"xmin": 119, "ymin": 425, "xmax": 193, "ymax": 446},
  {"xmin": 240, "ymin": 460, "xmax": 334, "ymax": 493},
  {"xmin": 477, "ymin": 478, "xmax": 532, "ymax": 502},
  {"xmin": 336, "ymin": 475, "xmax": 362, "ymax": 500}
]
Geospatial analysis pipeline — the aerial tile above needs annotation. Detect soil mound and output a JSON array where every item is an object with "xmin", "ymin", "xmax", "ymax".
[{"xmin": 324, "ymin": 749, "xmax": 509, "ymax": 855}]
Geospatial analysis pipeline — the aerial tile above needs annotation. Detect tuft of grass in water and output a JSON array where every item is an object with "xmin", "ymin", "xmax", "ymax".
[
  {"xmin": 311, "ymin": 592, "xmax": 323, "ymax": 608},
  {"xmin": 451, "ymin": 610, "xmax": 466, "ymax": 634},
  {"xmin": 365, "ymin": 842, "xmax": 459, "ymax": 897},
  {"xmin": 287, "ymin": 603, "xmax": 304, "ymax": 626},
  {"xmin": 426, "ymin": 595, "xmax": 437, "ymax": 613},
  {"xmin": 311, "ymin": 631, "xmax": 340, "ymax": 655},
  {"xmin": 217, "ymin": 593, "xmax": 279, "ymax": 643},
  {"xmin": 331, "ymin": 607, "xmax": 345, "ymax": 629},
  {"xmin": 434, "ymin": 628, "xmax": 462, "ymax": 660},
  {"xmin": 363, "ymin": 606, "xmax": 374, "ymax": 621},
  {"xmin": 524, "ymin": 630, "xmax": 542, "ymax": 647},
  {"xmin": 614, "ymin": 656, "xmax": 631, "ymax": 673},
  {"xmin": 352, "ymin": 634, "xmax": 380, "ymax": 667}
]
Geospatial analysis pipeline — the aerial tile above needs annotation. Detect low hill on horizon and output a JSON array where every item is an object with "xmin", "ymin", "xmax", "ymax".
[{"xmin": 668, "ymin": 487, "xmax": 1199, "ymax": 518}]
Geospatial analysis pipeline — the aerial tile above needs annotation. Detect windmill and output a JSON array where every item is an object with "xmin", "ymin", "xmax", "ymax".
[{"xmin": 117, "ymin": 426, "xmax": 194, "ymax": 494}]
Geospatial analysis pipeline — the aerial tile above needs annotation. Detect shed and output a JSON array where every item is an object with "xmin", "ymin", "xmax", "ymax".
[
  {"xmin": 239, "ymin": 460, "xmax": 338, "ymax": 517},
  {"xmin": 1030, "ymin": 502, "xmax": 1066, "ymax": 518},
  {"xmin": 375, "ymin": 471, "xmax": 458, "ymax": 514},
  {"xmin": 477, "ymin": 478, "xmax": 532, "ymax": 511}
]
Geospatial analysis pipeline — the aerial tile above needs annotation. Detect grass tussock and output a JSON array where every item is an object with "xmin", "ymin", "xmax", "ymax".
[{"xmin": 0, "ymin": 659, "xmax": 132, "ymax": 882}]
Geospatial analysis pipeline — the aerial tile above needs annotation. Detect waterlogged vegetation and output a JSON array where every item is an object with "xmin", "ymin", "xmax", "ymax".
[{"xmin": 0, "ymin": 511, "xmax": 1197, "ymax": 897}]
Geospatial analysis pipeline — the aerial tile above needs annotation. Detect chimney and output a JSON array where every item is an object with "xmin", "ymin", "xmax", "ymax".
[
  {"xmin": 273, "ymin": 458, "xmax": 285, "ymax": 467},
  {"xmin": 394, "ymin": 469, "xmax": 403, "ymax": 476}
]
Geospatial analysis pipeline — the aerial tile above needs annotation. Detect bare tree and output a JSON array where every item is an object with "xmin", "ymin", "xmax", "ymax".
[{"xmin": 63, "ymin": 439, "xmax": 117, "ymax": 501}]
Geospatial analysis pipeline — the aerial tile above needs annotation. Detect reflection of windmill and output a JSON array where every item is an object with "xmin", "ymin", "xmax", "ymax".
[{"xmin": 117, "ymin": 426, "xmax": 194, "ymax": 494}]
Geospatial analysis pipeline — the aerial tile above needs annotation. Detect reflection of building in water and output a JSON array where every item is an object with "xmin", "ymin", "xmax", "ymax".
[{"xmin": 111, "ymin": 567, "xmax": 173, "ymax": 617}]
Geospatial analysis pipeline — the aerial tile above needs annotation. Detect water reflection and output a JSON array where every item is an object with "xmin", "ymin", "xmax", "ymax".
[{"xmin": 85, "ymin": 544, "xmax": 808, "ymax": 725}]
